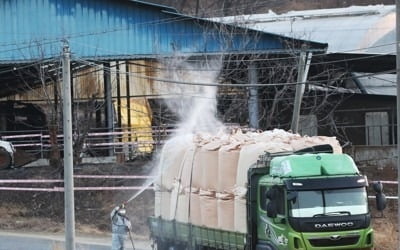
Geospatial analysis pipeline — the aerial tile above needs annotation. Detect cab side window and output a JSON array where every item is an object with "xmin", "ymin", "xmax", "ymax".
[
  {"xmin": 275, "ymin": 187, "xmax": 285, "ymax": 215},
  {"xmin": 265, "ymin": 186, "xmax": 285, "ymax": 216},
  {"xmin": 260, "ymin": 185, "xmax": 268, "ymax": 211}
]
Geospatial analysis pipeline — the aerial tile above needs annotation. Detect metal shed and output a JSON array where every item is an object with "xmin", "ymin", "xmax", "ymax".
[
  {"xmin": 0, "ymin": 0, "xmax": 326, "ymax": 62},
  {"xmin": 0, "ymin": 0, "xmax": 328, "ymax": 158}
]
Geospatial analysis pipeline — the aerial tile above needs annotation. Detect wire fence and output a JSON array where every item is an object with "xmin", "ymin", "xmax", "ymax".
[{"xmin": 0, "ymin": 125, "xmax": 176, "ymax": 159}]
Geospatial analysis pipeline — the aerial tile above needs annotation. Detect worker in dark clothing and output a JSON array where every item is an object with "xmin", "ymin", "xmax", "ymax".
[{"xmin": 111, "ymin": 203, "xmax": 132, "ymax": 250}]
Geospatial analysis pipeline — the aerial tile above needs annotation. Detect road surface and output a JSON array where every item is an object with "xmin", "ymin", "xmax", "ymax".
[{"xmin": 0, "ymin": 231, "xmax": 151, "ymax": 250}]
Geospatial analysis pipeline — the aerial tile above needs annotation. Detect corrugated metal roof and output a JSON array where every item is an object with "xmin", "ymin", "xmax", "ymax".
[
  {"xmin": 0, "ymin": 0, "xmax": 326, "ymax": 62},
  {"xmin": 213, "ymin": 5, "xmax": 395, "ymax": 54}
]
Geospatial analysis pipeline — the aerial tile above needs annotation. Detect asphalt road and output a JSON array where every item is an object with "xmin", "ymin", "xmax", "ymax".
[{"xmin": 0, "ymin": 231, "xmax": 151, "ymax": 250}]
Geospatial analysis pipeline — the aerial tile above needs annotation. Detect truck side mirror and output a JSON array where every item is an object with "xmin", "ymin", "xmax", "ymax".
[
  {"xmin": 372, "ymin": 181, "xmax": 383, "ymax": 193},
  {"xmin": 266, "ymin": 202, "xmax": 277, "ymax": 218},
  {"xmin": 373, "ymin": 181, "xmax": 387, "ymax": 211},
  {"xmin": 375, "ymin": 193, "xmax": 387, "ymax": 211}
]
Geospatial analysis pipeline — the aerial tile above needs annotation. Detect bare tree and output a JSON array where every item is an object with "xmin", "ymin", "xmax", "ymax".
[
  {"xmin": 10, "ymin": 56, "xmax": 106, "ymax": 169},
  {"xmin": 217, "ymin": 49, "xmax": 348, "ymax": 138}
]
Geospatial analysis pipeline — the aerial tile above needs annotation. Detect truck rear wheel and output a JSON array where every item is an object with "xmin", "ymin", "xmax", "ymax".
[
  {"xmin": 0, "ymin": 147, "xmax": 11, "ymax": 169},
  {"xmin": 155, "ymin": 240, "xmax": 187, "ymax": 250}
]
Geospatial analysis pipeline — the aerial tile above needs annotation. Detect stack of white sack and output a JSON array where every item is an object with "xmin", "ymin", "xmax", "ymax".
[
  {"xmin": 155, "ymin": 129, "xmax": 342, "ymax": 233},
  {"xmin": 215, "ymin": 132, "xmax": 248, "ymax": 230}
]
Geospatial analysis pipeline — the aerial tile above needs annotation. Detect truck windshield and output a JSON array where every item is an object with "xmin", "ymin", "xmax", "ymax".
[{"xmin": 289, "ymin": 187, "xmax": 368, "ymax": 218}]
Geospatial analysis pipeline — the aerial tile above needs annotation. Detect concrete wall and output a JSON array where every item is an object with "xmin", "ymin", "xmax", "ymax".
[{"xmin": 344, "ymin": 145, "xmax": 397, "ymax": 169}]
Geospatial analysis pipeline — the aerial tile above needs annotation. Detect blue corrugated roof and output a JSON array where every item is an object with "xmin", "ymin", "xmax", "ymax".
[{"xmin": 0, "ymin": 0, "xmax": 326, "ymax": 62}]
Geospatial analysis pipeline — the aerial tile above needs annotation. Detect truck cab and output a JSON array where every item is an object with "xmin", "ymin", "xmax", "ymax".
[{"xmin": 248, "ymin": 151, "xmax": 384, "ymax": 250}]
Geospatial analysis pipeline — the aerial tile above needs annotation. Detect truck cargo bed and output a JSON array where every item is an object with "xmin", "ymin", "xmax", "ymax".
[{"xmin": 148, "ymin": 217, "xmax": 246, "ymax": 249}]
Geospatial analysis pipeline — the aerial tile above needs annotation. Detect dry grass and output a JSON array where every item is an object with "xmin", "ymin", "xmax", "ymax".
[
  {"xmin": 372, "ymin": 201, "xmax": 398, "ymax": 250},
  {"xmin": 373, "ymin": 218, "xmax": 397, "ymax": 249}
]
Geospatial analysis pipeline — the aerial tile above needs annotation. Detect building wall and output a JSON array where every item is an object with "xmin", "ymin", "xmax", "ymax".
[
  {"xmin": 344, "ymin": 145, "xmax": 396, "ymax": 170},
  {"xmin": 320, "ymin": 94, "xmax": 397, "ymax": 146}
]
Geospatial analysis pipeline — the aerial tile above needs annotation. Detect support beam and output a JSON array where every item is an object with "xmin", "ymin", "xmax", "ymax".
[
  {"xmin": 62, "ymin": 45, "xmax": 76, "ymax": 250},
  {"xmin": 126, "ymin": 63, "xmax": 132, "ymax": 158},
  {"xmin": 103, "ymin": 62, "xmax": 114, "ymax": 156},
  {"xmin": 116, "ymin": 61, "xmax": 122, "ymax": 128},
  {"xmin": 248, "ymin": 62, "xmax": 259, "ymax": 129},
  {"xmin": 396, "ymin": 1, "xmax": 400, "ymax": 248}
]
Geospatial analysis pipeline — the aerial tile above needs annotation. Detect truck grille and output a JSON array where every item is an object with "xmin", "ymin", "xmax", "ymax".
[{"xmin": 309, "ymin": 235, "xmax": 359, "ymax": 247}]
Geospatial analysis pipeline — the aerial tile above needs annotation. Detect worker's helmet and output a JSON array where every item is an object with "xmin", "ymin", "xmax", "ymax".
[{"xmin": 118, "ymin": 208, "xmax": 126, "ymax": 216}]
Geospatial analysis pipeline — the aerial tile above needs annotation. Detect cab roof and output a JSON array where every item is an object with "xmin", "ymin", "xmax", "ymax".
[{"xmin": 269, "ymin": 153, "xmax": 359, "ymax": 178}]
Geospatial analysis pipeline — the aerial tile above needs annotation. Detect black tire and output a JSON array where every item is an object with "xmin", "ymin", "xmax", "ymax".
[
  {"xmin": 155, "ymin": 240, "xmax": 172, "ymax": 250},
  {"xmin": 0, "ymin": 147, "xmax": 11, "ymax": 169}
]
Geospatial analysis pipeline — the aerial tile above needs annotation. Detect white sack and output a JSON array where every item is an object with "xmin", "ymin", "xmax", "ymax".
[
  {"xmin": 290, "ymin": 136, "xmax": 342, "ymax": 154},
  {"xmin": 217, "ymin": 193, "xmax": 235, "ymax": 231},
  {"xmin": 179, "ymin": 145, "xmax": 197, "ymax": 189},
  {"xmin": 199, "ymin": 190, "xmax": 217, "ymax": 228},
  {"xmin": 200, "ymin": 149, "xmax": 219, "ymax": 191},
  {"xmin": 236, "ymin": 143, "xmax": 268, "ymax": 188},
  {"xmin": 191, "ymin": 148, "xmax": 203, "ymax": 189},
  {"xmin": 154, "ymin": 190, "xmax": 161, "ymax": 217},
  {"xmin": 218, "ymin": 143, "xmax": 240, "ymax": 193},
  {"xmin": 188, "ymin": 189, "xmax": 202, "ymax": 225},
  {"xmin": 234, "ymin": 196, "xmax": 247, "ymax": 233},
  {"xmin": 157, "ymin": 136, "xmax": 192, "ymax": 190},
  {"xmin": 169, "ymin": 180, "xmax": 182, "ymax": 220},
  {"xmin": 176, "ymin": 192, "xmax": 190, "ymax": 223},
  {"xmin": 155, "ymin": 191, "xmax": 171, "ymax": 220}
]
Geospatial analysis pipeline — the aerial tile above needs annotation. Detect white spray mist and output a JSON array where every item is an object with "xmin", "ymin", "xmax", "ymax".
[
  {"xmin": 162, "ymin": 56, "xmax": 224, "ymax": 135},
  {"xmin": 126, "ymin": 55, "xmax": 224, "ymax": 203}
]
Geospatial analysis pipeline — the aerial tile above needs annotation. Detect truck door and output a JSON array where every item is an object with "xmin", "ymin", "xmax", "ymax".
[{"xmin": 258, "ymin": 185, "xmax": 289, "ymax": 250}]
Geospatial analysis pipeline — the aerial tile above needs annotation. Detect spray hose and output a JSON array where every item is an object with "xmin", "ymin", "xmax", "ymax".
[{"xmin": 128, "ymin": 228, "xmax": 136, "ymax": 250}]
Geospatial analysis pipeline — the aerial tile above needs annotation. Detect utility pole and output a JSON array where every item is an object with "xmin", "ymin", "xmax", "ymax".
[
  {"xmin": 62, "ymin": 44, "xmax": 76, "ymax": 250},
  {"xmin": 195, "ymin": 0, "xmax": 200, "ymax": 16},
  {"xmin": 396, "ymin": 1, "xmax": 400, "ymax": 248},
  {"xmin": 248, "ymin": 62, "xmax": 259, "ymax": 130},
  {"xmin": 291, "ymin": 50, "xmax": 312, "ymax": 133}
]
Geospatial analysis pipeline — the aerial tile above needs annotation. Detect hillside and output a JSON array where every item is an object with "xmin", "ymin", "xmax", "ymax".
[{"xmin": 147, "ymin": 0, "xmax": 395, "ymax": 16}]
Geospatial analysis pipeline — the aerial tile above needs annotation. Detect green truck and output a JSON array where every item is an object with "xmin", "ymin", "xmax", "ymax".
[{"xmin": 148, "ymin": 145, "xmax": 386, "ymax": 250}]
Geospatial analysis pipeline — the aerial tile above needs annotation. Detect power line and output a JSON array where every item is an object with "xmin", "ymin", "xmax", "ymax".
[
  {"xmin": 65, "ymin": 48, "xmax": 395, "ymax": 74},
  {"xmin": 75, "ymin": 57, "xmax": 397, "ymax": 88},
  {"xmin": 68, "ymin": 37, "xmax": 395, "ymax": 62}
]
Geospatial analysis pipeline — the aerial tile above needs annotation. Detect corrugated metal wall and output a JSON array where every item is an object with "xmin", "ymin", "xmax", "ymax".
[{"xmin": 0, "ymin": 0, "xmax": 285, "ymax": 62}]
